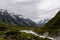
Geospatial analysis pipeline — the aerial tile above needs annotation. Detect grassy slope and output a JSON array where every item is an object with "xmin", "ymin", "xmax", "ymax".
[
  {"xmin": 43, "ymin": 11, "xmax": 60, "ymax": 30},
  {"xmin": 0, "ymin": 22, "xmax": 51, "ymax": 40}
]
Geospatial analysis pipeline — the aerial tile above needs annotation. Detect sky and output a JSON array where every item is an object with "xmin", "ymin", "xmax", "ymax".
[{"xmin": 0, "ymin": 0, "xmax": 60, "ymax": 23}]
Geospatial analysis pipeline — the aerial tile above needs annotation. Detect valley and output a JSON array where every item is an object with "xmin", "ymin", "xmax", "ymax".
[{"xmin": 0, "ymin": 9, "xmax": 60, "ymax": 40}]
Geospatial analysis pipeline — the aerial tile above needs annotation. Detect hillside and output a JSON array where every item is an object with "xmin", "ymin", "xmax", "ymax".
[
  {"xmin": 0, "ymin": 20, "xmax": 51, "ymax": 40},
  {"xmin": 43, "ymin": 11, "xmax": 60, "ymax": 30},
  {"xmin": 34, "ymin": 11, "xmax": 60, "ymax": 38},
  {"xmin": 32, "ymin": 11, "xmax": 60, "ymax": 38},
  {"xmin": 0, "ymin": 9, "xmax": 36, "ymax": 27}
]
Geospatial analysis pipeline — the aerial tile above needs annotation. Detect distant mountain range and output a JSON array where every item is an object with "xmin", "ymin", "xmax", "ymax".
[
  {"xmin": 0, "ymin": 9, "xmax": 37, "ymax": 27},
  {"xmin": 37, "ymin": 19, "xmax": 49, "ymax": 26}
]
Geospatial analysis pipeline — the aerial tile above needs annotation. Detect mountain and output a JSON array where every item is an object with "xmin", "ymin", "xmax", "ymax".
[
  {"xmin": 32, "ymin": 11, "xmax": 60, "ymax": 38},
  {"xmin": 0, "ymin": 9, "xmax": 50, "ymax": 40},
  {"xmin": 0, "ymin": 9, "xmax": 37, "ymax": 27},
  {"xmin": 37, "ymin": 19, "xmax": 49, "ymax": 26},
  {"xmin": 37, "ymin": 11, "xmax": 60, "ymax": 37},
  {"xmin": 43, "ymin": 11, "xmax": 60, "ymax": 30}
]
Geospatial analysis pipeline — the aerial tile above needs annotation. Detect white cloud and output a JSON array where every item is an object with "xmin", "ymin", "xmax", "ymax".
[
  {"xmin": 12, "ymin": 0, "xmax": 38, "ymax": 3},
  {"xmin": 13, "ymin": 0, "xmax": 29, "ymax": 3},
  {"xmin": 33, "ymin": 9, "xmax": 59, "ymax": 23},
  {"xmin": 0, "ymin": 0, "xmax": 60, "ymax": 23},
  {"xmin": 37, "ymin": 0, "xmax": 60, "ymax": 10},
  {"xmin": 14, "ymin": 0, "xmax": 31, "ymax": 2}
]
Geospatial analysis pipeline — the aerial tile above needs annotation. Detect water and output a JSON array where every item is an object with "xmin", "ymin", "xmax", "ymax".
[{"xmin": 20, "ymin": 30, "xmax": 54, "ymax": 40}]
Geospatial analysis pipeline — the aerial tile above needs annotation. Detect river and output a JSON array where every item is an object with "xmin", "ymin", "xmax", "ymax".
[{"xmin": 20, "ymin": 30, "xmax": 54, "ymax": 40}]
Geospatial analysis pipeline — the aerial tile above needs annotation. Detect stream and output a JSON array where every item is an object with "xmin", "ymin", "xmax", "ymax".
[{"xmin": 20, "ymin": 30, "xmax": 54, "ymax": 40}]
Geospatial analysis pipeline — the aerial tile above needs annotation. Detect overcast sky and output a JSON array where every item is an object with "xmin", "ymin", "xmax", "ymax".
[{"xmin": 0, "ymin": 0, "xmax": 60, "ymax": 23}]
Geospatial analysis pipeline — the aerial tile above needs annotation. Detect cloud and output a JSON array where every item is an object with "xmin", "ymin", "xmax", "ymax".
[
  {"xmin": 0, "ymin": 0, "xmax": 60, "ymax": 23},
  {"xmin": 37, "ymin": 0, "xmax": 60, "ymax": 10},
  {"xmin": 12, "ymin": 0, "xmax": 39, "ymax": 3}
]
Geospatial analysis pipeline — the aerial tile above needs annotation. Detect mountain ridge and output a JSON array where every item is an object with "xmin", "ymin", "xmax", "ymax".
[{"xmin": 0, "ymin": 9, "xmax": 37, "ymax": 27}]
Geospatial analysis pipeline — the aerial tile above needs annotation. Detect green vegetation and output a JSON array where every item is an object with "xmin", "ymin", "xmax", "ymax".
[
  {"xmin": 43, "ymin": 11, "xmax": 60, "ymax": 29},
  {"xmin": 0, "ymin": 10, "xmax": 60, "ymax": 40},
  {"xmin": 33, "ymin": 11, "xmax": 60, "ymax": 37},
  {"xmin": 0, "ymin": 22, "xmax": 51, "ymax": 40}
]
